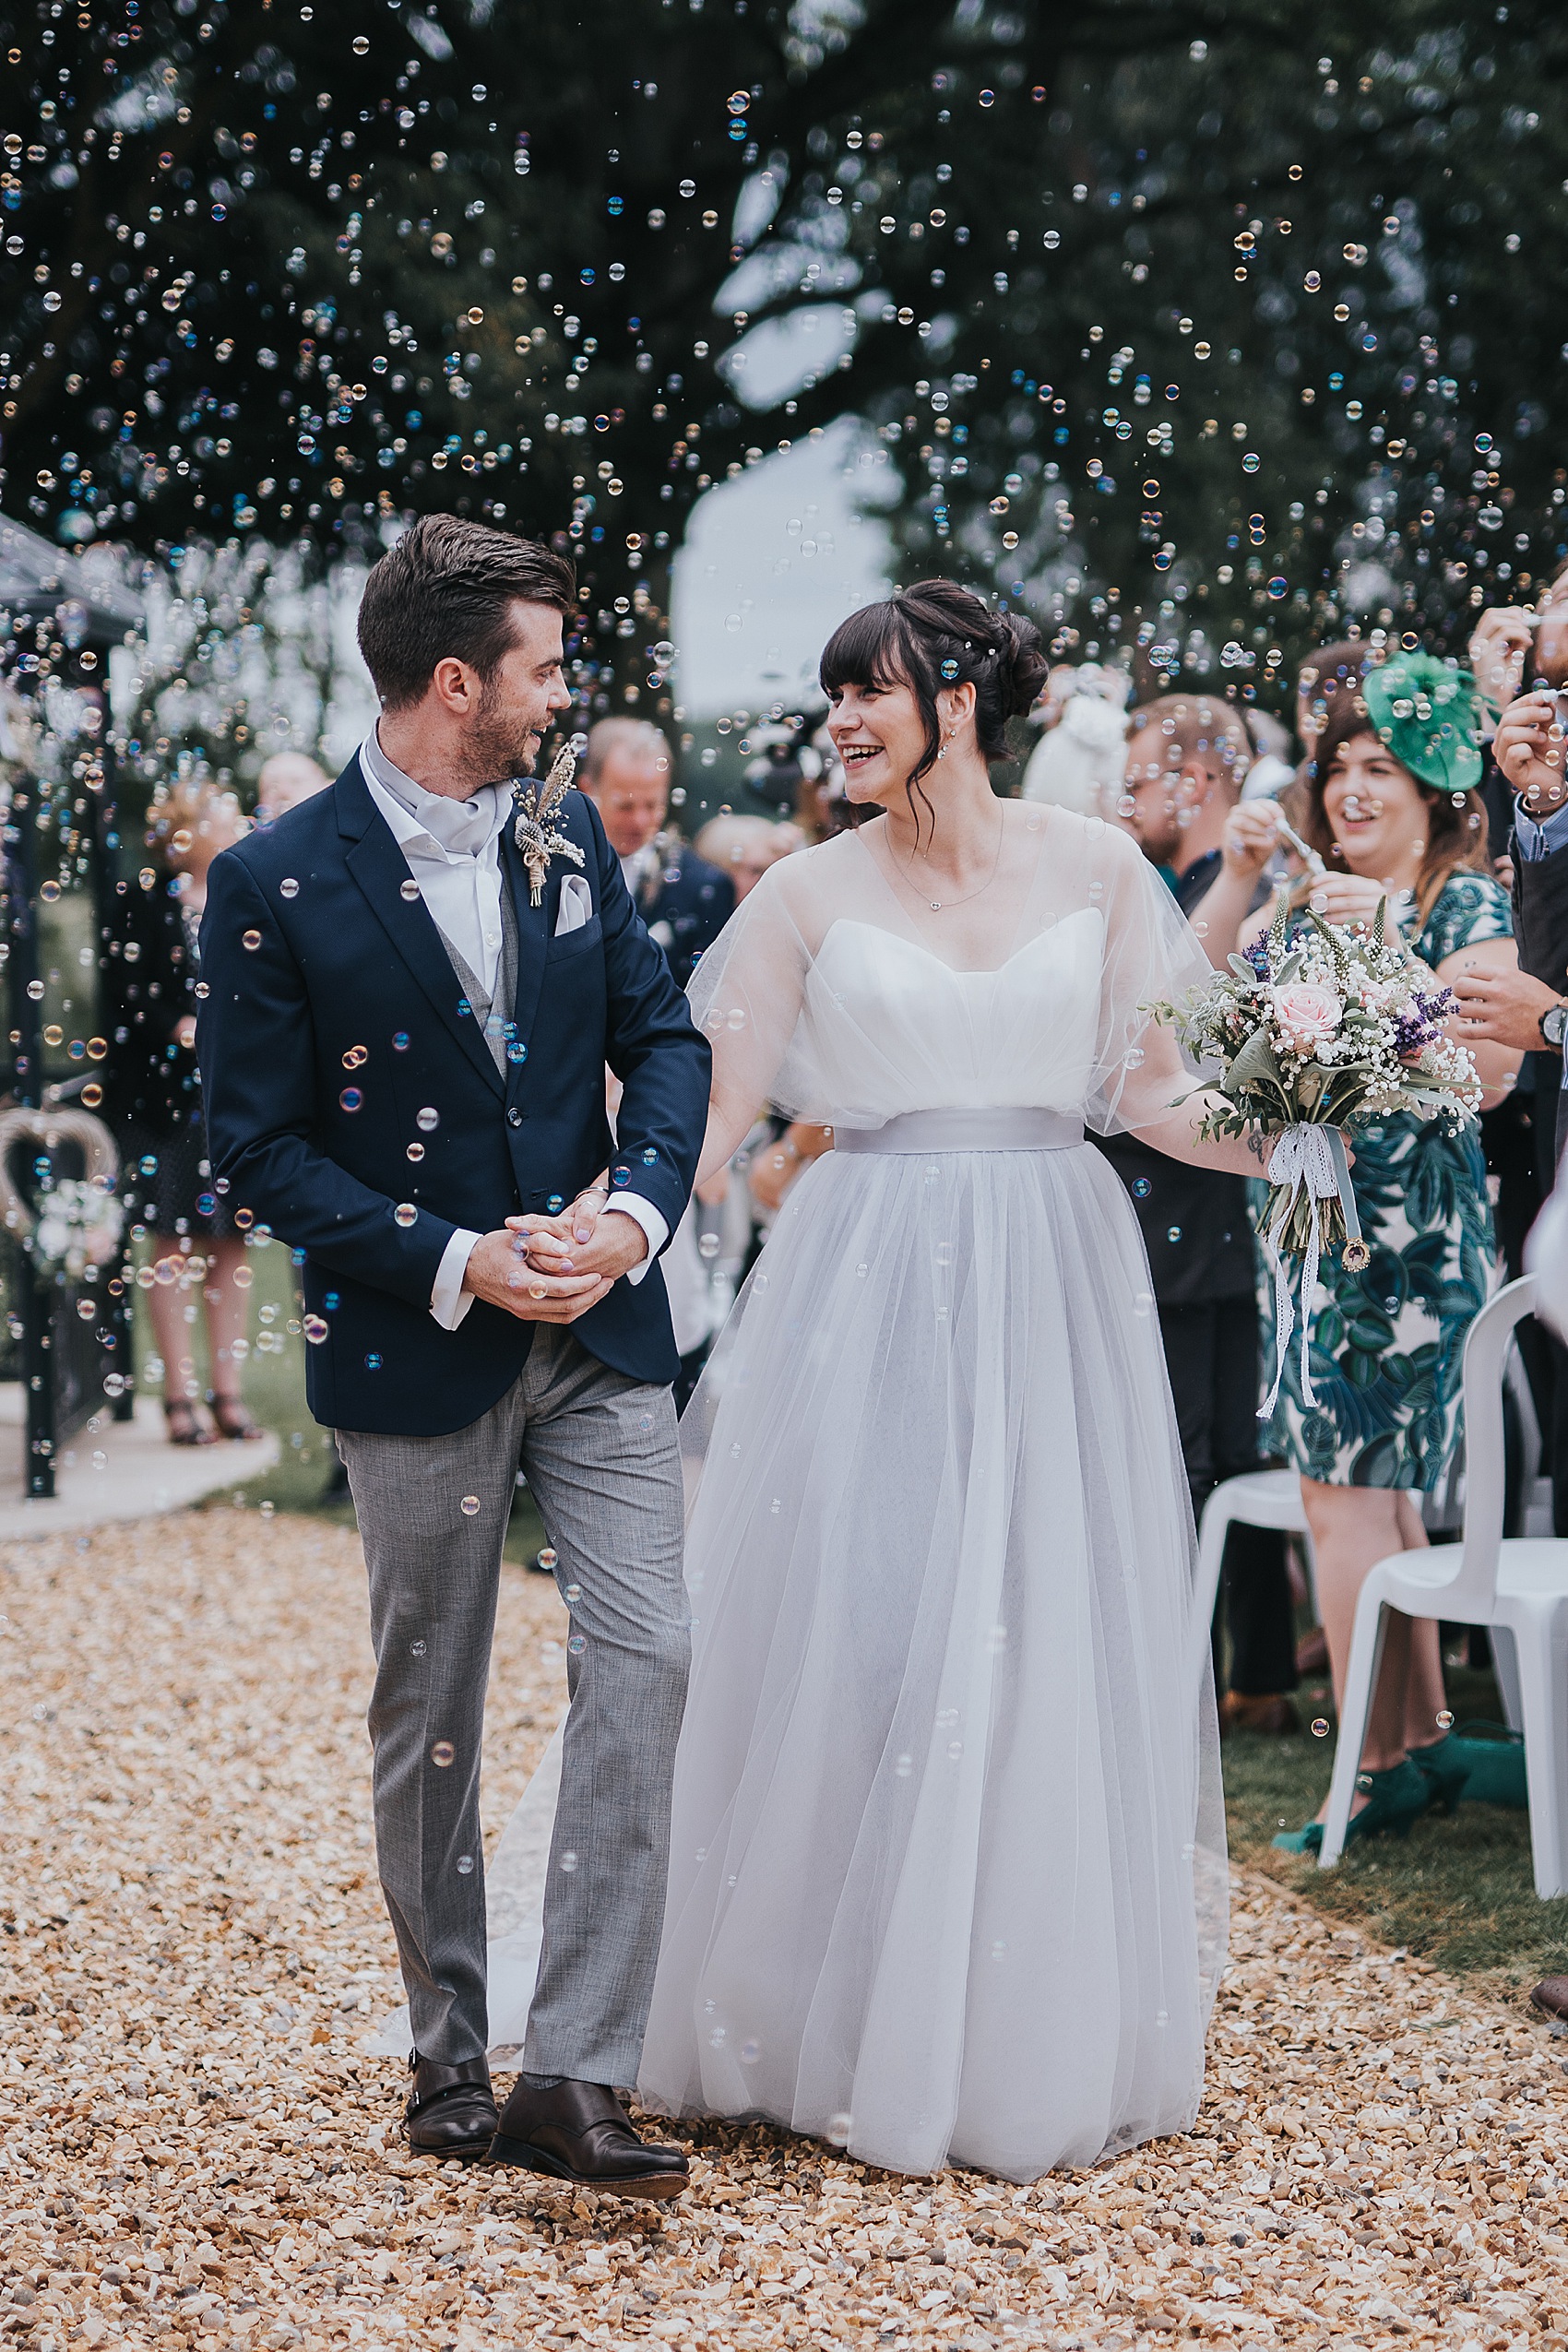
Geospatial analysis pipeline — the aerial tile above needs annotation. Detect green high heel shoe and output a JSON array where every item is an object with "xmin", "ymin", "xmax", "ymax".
[
  {"xmin": 1272, "ymin": 1757, "xmax": 1431, "ymax": 1855},
  {"xmin": 1407, "ymin": 1730, "xmax": 1471, "ymax": 1816}
]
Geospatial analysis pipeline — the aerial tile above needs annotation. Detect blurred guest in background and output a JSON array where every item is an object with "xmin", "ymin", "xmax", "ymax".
[
  {"xmin": 581, "ymin": 718, "xmax": 733, "ymax": 987},
  {"xmin": 695, "ymin": 813, "xmax": 802, "ymax": 905},
  {"xmin": 1239, "ymin": 707, "xmax": 1296, "ymax": 802},
  {"xmin": 1455, "ymin": 665, "xmax": 1568, "ymax": 1531},
  {"xmin": 103, "ymin": 778, "xmax": 263, "ymax": 1447},
  {"xmin": 1019, "ymin": 660, "xmax": 1130, "ymax": 816},
  {"xmin": 1104, "ymin": 693, "xmax": 1300, "ymax": 1733},
  {"xmin": 1295, "ymin": 636, "xmax": 1375, "ymax": 765},
  {"xmin": 255, "ymin": 751, "xmax": 332, "ymax": 826}
]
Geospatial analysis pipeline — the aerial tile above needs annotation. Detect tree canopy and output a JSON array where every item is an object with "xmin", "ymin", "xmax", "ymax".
[{"xmin": 3, "ymin": 0, "xmax": 1567, "ymax": 714}]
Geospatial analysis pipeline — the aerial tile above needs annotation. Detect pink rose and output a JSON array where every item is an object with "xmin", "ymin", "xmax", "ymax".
[{"xmin": 1270, "ymin": 981, "xmax": 1343, "ymax": 1053}]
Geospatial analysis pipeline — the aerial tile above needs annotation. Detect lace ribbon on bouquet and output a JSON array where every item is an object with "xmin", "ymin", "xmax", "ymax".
[{"xmin": 1260, "ymin": 1123, "xmax": 1364, "ymax": 1419}]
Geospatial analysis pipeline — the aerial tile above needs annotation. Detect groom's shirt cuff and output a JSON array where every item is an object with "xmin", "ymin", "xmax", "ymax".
[
  {"xmin": 431, "ymin": 1228, "xmax": 481, "ymax": 1329},
  {"xmin": 604, "ymin": 1194, "xmax": 667, "ymax": 1284}
]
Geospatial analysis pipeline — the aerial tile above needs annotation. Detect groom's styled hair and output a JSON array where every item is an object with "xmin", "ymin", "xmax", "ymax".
[{"xmin": 357, "ymin": 514, "xmax": 576, "ymax": 708}]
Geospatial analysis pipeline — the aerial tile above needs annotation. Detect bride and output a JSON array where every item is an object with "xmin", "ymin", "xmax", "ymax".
[
  {"xmin": 625, "ymin": 581, "xmax": 1268, "ymax": 2183},
  {"xmin": 443, "ymin": 581, "xmax": 1269, "ymax": 2182}
]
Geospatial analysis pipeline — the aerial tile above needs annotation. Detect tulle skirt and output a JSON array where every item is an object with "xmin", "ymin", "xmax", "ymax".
[{"xmin": 636, "ymin": 1138, "xmax": 1228, "ymax": 2182}]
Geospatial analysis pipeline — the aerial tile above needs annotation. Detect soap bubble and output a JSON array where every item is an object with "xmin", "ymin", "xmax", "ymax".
[
  {"xmin": 303, "ymin": 1314, "xmax": 329, "ymax": 1344},
  {"xmin": 394, "ymin": 1203, "xmax": 418, "ymax": 1228},
  {"xmin": 1436, "ymin": 1708, "xmax": 1455, "ymax": 1730},
  {"xmin": 242, "ymin": 930, "xmax": 261, "ymax": 951},
  {"xmin": 567, "ymin": 1632, "xmax": 586, "ymax": 1655},
  {"xmin": 1312, "ymin": 1717, "xmax": 1330, "ymax": 1738},
  {"xmin": 460, "ymin": 1494, "xmax": 481, "ymax": 1515},
  {"xmin": 279, "ymin": 877, "xmax": 299, "ymax": 899},
  {"xmin": 431, "ymin": 1740, "xmax": 456, "ymax": 1767},
  {"xmin": 456, "ymin": 1854, "xmax": 474, "ymax": 1874},
  {"xmin": 407, "ymin": 1143, "xmax": 425, "ymax": 1161},
  {"xmin": 538, "ymin": 1547, "xmax": 558, "ymax": 1571},
  {"xmin": 392, "ymin": 1032, "xmax": 410, "ymax": 1051},
  {"xmin": 417, "ymin": 1106, "xmax": 439, "ymax": 1131},
  {"xmin": 339, "ymin": 1087, "xmax": 363, "ymax": 1113},
  {"xmin": 400, "ymin": 879, "xmax": 421, "ymax": 902}
]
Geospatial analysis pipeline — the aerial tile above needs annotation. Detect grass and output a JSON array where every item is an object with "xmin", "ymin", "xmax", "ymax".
[
  {"xmin": 131, "ymin": 1234, "xmax": 1568, "ymax": 1988},
  {"xmin": 1223, "ymin": 1662, "xmax": 1568, "ymax": 1992}
]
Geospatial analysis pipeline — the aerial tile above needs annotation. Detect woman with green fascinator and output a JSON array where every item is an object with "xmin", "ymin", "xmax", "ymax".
[{"xmin": 1219, "ymin": 650, "xmax": 1525, "ymax": 1852}]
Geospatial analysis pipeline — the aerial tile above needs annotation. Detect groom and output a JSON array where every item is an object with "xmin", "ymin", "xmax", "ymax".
[{"xmin": 198, "ymin": 515, "xmax": 710, "ymax": 2197}]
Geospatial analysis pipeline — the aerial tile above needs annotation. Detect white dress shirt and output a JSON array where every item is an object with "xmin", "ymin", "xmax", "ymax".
[{"xmin": 358, "ymin": 729, "xmax": 666, "ymax": 1328}]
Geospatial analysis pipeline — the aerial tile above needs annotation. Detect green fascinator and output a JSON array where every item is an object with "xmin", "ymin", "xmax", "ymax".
[{"xmin": 1360, "ymin": 651, "xmax": 1483, "ymax": 795}]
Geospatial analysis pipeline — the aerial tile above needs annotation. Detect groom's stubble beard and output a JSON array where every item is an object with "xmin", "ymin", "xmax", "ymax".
[{"xmin": 461, "ymin": 667, "xmax": 549, "ymax": 791}]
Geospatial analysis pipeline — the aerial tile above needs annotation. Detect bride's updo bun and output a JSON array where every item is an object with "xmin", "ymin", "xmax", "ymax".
[{"xmin": 819, "ymin": 579, "xmax": 1046, "ymax": 788}]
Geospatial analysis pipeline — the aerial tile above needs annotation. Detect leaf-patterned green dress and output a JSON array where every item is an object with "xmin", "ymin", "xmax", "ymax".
[{"xmin": 1253, "ymin": 870, "xmax": 1511, "ymax": 1491}]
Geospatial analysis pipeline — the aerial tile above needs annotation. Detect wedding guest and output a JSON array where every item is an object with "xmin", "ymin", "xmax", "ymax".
[
  {"xmin": 102, "ymin": 778, "xmax": 263, "ymax": 1445},
  {"xmin": 1295, "ymin": 636, "xmax": 1375, "ymax": 762},
  {"xmin": 1239, "ymin": 707, "xmax": 1296, "ymax": 802},
  {"xmin": 694, "ymin": 814, "xmax": 800, "ymax": 904},
  {"xmin": 255, "ymin": 751, "xmax": 332, "ymax": 826},
  {"xmin": 581, "ymin": 719, "xmax": 733, "ymax": 987},
  {"xmin": 1106, "ymin": 693, "xmax": 1300, "ymax": 1732},
  {"xmin": 1453, "ymin": 670, "xmax": 1568, "ymax": 1531},
  {"xmin": 1221, "ymin": 653, "xmax": 1522, "ymax": 1847}
]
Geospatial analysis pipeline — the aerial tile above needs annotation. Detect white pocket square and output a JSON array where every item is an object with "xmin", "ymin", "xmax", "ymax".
[{"xmin": 554, "ymin": 874, "xmax": 594, "ymax": 935}]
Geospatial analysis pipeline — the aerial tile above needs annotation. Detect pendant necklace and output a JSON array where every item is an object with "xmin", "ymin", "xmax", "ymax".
[{"xmin": 889, "ymin": 812, "xmax": 1006, "ymax": 912}]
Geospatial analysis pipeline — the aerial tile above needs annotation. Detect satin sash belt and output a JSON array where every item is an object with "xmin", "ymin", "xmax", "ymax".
[{"xmin": 833, "ymin": 1108, "xmax": 1085, "ymax": 1154}]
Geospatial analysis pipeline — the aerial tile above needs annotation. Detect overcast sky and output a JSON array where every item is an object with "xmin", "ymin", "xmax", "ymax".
[{"xmin": 671, "ymin": 417, "xmax": 894, "ymax": 720}]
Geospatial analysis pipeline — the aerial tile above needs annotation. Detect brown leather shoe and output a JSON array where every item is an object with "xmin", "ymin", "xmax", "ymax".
[
  {"xmin": 1531, "ymin": 1977, "xmax": 1568, "ymax": 2022},
  {"xmin": 488, "ymin": 2077, "xmax": 688, "ymax": 2199},
  {"xmin": 404, "ymin": 2053, "xmax": 498, "ymax": 2161},
  {"xmin": 1218, "ymin": 1691, "xmax": 1301, "ymax": 1739}
]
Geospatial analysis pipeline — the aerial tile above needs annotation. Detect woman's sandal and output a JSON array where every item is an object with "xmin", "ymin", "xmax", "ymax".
[
  {"xmin": 165, "ymin": 1399, "xmax": 217, "ymax": 1448},
  {"xmin": 211, "ymin": 1396, "xmax": 266, "ymax": 1443},
  {"xmin": 1272, "ymin": 1756, "xmax": 1431, "ymax": 1855}
]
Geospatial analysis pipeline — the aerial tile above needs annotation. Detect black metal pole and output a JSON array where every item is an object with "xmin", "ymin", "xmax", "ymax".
[
  {"xmin": 86, "ymin": 730, "xmax": 136, "ymax": 1421},
  {"xmin": 8, "ymin": 780, "xmax": 55, "ymax": 1499}
]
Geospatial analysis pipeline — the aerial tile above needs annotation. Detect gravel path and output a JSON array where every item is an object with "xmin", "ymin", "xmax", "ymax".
[{"xmin": 6, "ymin": 1513, "xmax": 1568, "ymax": 2351}]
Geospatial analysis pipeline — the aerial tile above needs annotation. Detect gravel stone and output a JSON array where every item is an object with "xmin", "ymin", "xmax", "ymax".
[{"xmin": 4, "ymin": 1512, "xmax": 1568, "ymax": 2350}]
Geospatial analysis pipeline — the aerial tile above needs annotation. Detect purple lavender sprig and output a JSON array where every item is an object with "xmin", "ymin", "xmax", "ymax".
[{"xmin": 1392, "ymin": 982, "xmax": 1455, "ymax": 1059}]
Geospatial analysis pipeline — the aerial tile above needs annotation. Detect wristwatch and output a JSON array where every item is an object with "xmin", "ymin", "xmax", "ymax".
[{"xmin": 1541, "ymin": 1003, "xmax": 1568, "ymax": 1050}]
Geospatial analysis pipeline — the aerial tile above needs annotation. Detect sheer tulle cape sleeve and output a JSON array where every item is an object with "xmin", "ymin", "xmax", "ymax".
[
  {"xmin": 685, "ymin": 857, "xmax": 824, "ymax": 1157},
  {"xmin": 1081, "ymin": 823, "xmax": 1218, "ymax": 1142}
]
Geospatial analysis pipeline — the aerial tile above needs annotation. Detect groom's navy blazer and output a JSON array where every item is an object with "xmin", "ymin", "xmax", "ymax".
[{"xmin": 196, "ymin": 754, "xmax": 712, "ymax": 1436}]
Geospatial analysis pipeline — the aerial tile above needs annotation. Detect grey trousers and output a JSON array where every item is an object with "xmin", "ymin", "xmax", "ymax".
[{"xmin": 338, "ymin": 1329, "xmax": 688, "ymax": 2085}]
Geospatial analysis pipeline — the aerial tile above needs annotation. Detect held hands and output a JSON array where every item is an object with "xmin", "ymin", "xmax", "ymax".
[
  {"xmin": 1494, "ymin": 690, "xmax": 1568, "ymax": 811},
  {"xmin": 504, "ymin": 1175, "xmax": 648, "ymax": 1289},
  {"xmin": 1219, "ymin": 798, "xmax": 1283, "ymax": 880},
  {"xmin": 460, "ymin": 1220, "xmax": 621, "ymax": 1325}
]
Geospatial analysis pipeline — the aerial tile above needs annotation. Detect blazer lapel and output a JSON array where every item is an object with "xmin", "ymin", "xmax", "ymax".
[
  {"xmin": 336, "ymin": 757, "xmax": 505, "ymax": 1098},
  {"xmin": 502, "ymin": 818, "xmax": 551, "ymax": 1048}
]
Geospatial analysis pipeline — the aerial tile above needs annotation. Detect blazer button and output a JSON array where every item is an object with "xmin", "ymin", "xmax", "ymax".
[{"xmin": 506, "ymin": 1108, "xmax": 522, "ymax": 1128}]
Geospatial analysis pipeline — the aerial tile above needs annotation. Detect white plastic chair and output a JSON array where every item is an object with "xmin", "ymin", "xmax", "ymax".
[
  {"xmin": 1191, "ymin": 1468, "xmax": 1317, "ymax": 1690},
  {"xmin": 1319, "ymin": 1275, "xmax": 1568, "ymax": 1897}
]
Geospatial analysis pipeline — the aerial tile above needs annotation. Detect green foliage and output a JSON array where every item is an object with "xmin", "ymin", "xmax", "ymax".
[{"xmin": 3, "ymin": 0, "xmax": 1567, "ymax": 705}]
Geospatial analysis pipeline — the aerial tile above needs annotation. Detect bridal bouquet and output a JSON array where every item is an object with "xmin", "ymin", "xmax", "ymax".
[{"xmin": 1155, "ymin": 888, "xmax": 1481, "ymax": 1408}]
